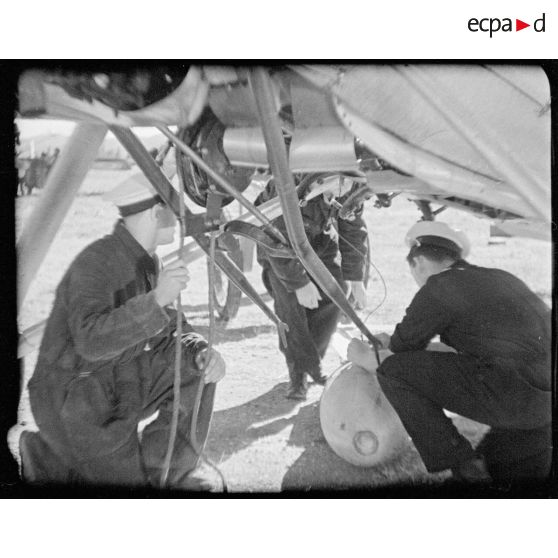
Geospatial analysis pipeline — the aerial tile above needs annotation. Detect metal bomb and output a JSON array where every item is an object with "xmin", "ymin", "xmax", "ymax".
[{"xmin": 320, "ymin": 352, "xmax": 409, "ymax": 467}]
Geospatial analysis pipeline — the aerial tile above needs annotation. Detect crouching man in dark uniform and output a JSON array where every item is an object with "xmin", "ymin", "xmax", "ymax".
[
  {"xmin": 25, "ymin": 173, "xmax": 226, "ymax": 490},
  {"xmin": 256, "ymin": 178, "xmax": 369, "ymax": 401},
  {"xmin": 347, "ymin": 221, "xmax": 551, "ymax": 485}
]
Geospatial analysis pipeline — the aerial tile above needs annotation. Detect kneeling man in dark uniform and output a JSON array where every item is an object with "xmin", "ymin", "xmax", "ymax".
[
  {"xmin": 25, "ymin": 172, "xmax": 226, "ymax": 490},
  {"xmin": 348, "ymin": 221, "xmax": 551, "ymax": 484}
]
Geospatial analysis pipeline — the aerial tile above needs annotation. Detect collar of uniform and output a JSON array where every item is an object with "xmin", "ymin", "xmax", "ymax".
[
  {"xmin": 448, "ymin": 259, "xmax": 470, "ymax": 271},
  {"xmin": 113, "ymin": 220, "xmax": 157, "ymax": 275}
]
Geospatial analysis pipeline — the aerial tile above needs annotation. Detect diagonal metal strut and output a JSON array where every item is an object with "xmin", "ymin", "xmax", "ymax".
[
  {"xmin": 249, "ymin": 67, "xmax": 382, "ymax": 357},
  {"xmin": 111, "ymin": 125, "xmax": 289, "ymax": 345}
]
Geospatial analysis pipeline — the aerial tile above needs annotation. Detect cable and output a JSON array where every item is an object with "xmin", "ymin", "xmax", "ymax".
[
  {"xmin": 189, "ymin": 231, "xmax": 228, "ymax": 492},
  {"xmin": 335, "ymin": 229, "xmax": 388, "ymax": 327},
  {"xmin": 160, "ymin": 198, "xmax": 228, "ymax": 491},
  {"xmin": 361, "ymin": 257, "xmax": 388, "ymax": 326},
  {"xmin": 160, "ymin": 175, "xmax": 187, "ymax": 488}
]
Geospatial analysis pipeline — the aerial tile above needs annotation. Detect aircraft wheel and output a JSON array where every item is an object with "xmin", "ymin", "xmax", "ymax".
[{"xmin": 208, "ymin": 233, "xmax": 243, "ymax": 322}]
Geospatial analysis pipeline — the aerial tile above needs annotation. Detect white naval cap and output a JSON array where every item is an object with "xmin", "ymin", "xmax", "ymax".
[
  {"xmin": 405, "ymin": 221, "xmax": 471, "ymax": 258},
  {"xmin": 103, "ymin": 172, "xmax": 163, "ymax": 216}
]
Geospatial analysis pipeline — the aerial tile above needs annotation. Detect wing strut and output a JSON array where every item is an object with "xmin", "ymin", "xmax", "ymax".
[
  {"xmin": 249, "ymin": 67, "xmax": 382, "ymax": 360},
  {"xmin": 17, "ymin": 123, "xmax": 107, "ymax": 310},
  {"xmin": 110, "ymin": 125, "xmax": 289, "ymax": 346}
]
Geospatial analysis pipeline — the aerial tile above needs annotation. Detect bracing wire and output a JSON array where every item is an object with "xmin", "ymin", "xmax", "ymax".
[
  {"xmin": 335, "ymin": 228, "xmax": 388, "ymax": 327},
  {"xmin": 361, "ymin": 256, "xmax": 388, "ymax": 326}
]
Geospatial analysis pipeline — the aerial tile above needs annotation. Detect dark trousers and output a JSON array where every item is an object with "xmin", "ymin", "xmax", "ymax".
[
  {"xmin": 28, "ymin": 349, "xmax": 215, "ymax": 488},
  {"xmin": 140, "ymin": 374, "xmax": 215, "ymax": 487},
  {"xmin": 377, "ymin": 351, "xmax": 552, "ymax": 475},
  {"xmin": 262, "ymin": 268, "xmax": 343, "ymax": 386}
]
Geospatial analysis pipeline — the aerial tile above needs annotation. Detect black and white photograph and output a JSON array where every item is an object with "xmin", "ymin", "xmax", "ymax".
[{"xmin": 4, "ymin": 63, "xmax": 553, "ymax": 499}]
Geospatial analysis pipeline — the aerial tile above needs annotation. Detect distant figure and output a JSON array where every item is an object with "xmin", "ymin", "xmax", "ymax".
[
  {"xmin": 16, "ymin": 159, "xmax": 30, "ymax": 196},
  {"xmin": 20, "ymin": 154, "xmax": 49, "ymax": 195},
  {"xmin": 18, "ymin": 148, "xmax": 60, "ymax": 196}
]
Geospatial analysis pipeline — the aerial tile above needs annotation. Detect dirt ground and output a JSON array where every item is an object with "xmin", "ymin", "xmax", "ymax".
[{"xmin": 12, "ymin": 169, "xmax": 552, "ymax": 493}]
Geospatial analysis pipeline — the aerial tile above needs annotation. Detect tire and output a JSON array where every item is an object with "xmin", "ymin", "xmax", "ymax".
[
  {"xmin": 363, "ymin": 235, "xmax": 371, "ymax": 288},
  {"xmin": 175, "ymin": 108, "xmax": 253, "ymax": 208},
  {"xmin": 207, "ymin": 233, "xmax": 243, "ymax": 322}
]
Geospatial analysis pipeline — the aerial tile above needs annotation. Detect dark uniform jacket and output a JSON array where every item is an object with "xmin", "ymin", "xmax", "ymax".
[
  {"xmin": 28, "ymin": 221, "xmax": 206, "ymax": 471},
  {"xmin": 390, "ymin": 260, "xmax": 551, "ymax": 391},
  {"xmin": 255, "ymin": 181, "xmax": 368, "ymax": 291}
]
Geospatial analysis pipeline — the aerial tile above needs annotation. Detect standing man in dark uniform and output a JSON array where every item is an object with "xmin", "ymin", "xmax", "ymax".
[
  {"xmin": 257, "ymin": 178, "xmax": 369, "ymax": 401},
  {"xmin": 348, "ymin": 221, "xmax": 552, "ymax": 484},
  {"xmin": 25, "ymin": 172, "xmax": 226, "ymax": 490}
]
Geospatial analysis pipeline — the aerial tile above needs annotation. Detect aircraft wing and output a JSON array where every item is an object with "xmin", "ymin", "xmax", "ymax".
[{"xmin": 18, "ymin": 64, "xmax": 551, "ymax": 236}]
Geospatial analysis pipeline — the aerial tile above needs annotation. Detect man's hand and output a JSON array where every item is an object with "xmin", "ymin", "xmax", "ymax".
[
  {"xmin": 195, "ymin": 348, "xmax": 226, "ymax": 384},
  {"xmin": 375, "ymin": 332, "xmax": 391, "ymax": 350},
  {"xmin": 154, "ymin": 259, "xmax": 190, "ymax": 307},
  {"xmin": 295, "ymin": 282, "xmax": 322, "ymax": 309},
  {"xmin": 347, "ymin": 280, "xmax": 367, "ymax": 310},
  {"xmin": 347, "ymin": 339, "xmax": 376, "ymax": 372}
]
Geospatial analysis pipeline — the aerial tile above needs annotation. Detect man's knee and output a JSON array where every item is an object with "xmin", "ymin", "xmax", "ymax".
[
  {"xmin": 378, "ymin": 351, "xmax": 424, "ymax": 380},
  {"xmin": 377, "ymin": 354, "xmax": 409, "ymax": 398},
  {"xmin": 377, "ymin": 351, "xmax": 438, "ymax": 397}
]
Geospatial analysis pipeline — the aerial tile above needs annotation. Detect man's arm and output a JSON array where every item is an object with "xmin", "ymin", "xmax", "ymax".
[
  {"xmin": 256, "ymin": 215, "xmax": 313, "ymax": 293},
  {"xmin": 338, "ymin": 202, "xmax": 368, "ymax": 282},
  {"xmin": 255, "ymin": 179, "xmax": 324, "ymax": 293},
  {"xmin": 265, "ymin": 253, "xmax": 313, "ymax": 293},
  {"xmin": 66, "ymin": 256, "xmax": 170, "ymax": 363},
  {"xmin": 338, "ymin": 204, "xmax": 369, "ymax": 308},
  {"xmin": 390, "ymin": 284, "xmax": 453, "ymax": 352}
]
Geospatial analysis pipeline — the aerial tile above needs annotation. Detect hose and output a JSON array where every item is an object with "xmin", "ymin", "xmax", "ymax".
[
  {"xmin": 160, "ymin": 184, "xmax": 228, "ymax": 491},
  {"xmin": 159, "ymin": 173, "xmax": 187, "ymax": 488},
  {"xmin": 335, "ymin": 229, "xmax": 388, "ymax": 328},
  {"xmin": 188, "ymin": 231, "xmax": 228, "ymax": 492}
]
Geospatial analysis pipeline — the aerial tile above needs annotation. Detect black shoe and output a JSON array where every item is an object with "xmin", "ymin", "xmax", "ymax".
[
  {"xmin": 286, "ymin": 384, "xmax": 307, "ymax": 401},
  {"xmin": 451, "ymin": 455, "xmax": 492, "ymax": 484},
  {"xmin": 309, "ymin": 373, "xmax": 328, "ymax": 386}
]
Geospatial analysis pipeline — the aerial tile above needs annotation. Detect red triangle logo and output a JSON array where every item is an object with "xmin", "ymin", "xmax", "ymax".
[{"xmin": 516, "ymin": 19, "xmax": 530, "ymax": 31}]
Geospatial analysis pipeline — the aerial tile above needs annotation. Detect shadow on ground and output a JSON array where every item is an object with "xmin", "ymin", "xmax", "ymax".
[
  {"xmin": 205, "ymin": 382, "xmax": 302, "ymax": 463},
  {"xmin": 204, "ymin": 381, "xmax": 489, "ymax": 493},
  {"xmin": 279, "ymin": 409, "xmax": 489, "ymax": 492},
  {"xmin": 278, "ymin": 404, "xmax": 438, "ymax": 492},
  {"xmin": 203, "ymin": 381, "xmax": 442, "ymax": 492}
]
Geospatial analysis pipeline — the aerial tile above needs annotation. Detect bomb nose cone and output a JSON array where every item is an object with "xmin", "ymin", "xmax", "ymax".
[
  {"xmin": 353, "ymin": 430, "xmax": 379, "ymax": 455},
  {"xmin": 320, "ymin": 360, "xmax": 408, "ymax": 467}
]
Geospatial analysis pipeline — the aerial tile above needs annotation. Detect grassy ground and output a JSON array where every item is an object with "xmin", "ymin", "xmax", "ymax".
[{"xmin": 13, "ymin": 169, "xmax": 552, "ymax": 492}]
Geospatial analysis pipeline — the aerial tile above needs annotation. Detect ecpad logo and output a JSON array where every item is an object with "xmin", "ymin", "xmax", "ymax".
[{"xmin": 468, "ymin": 13, "xmax": 546, "ymax": 37}]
